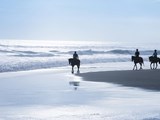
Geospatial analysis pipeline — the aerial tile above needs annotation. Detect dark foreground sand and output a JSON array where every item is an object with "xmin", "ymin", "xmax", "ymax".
[{"xmin": 78, "ymin": 70, "xmax": 160, "ymax": 91}]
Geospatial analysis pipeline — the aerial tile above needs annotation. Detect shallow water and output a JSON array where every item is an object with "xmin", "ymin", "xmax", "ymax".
[
  {"xmin": 0, "ymin": 40, "xmax": 159, "ymax": 72},
  {"xmin": 0, "ymin": 67, "xmax": 160, "ymax": 120}
]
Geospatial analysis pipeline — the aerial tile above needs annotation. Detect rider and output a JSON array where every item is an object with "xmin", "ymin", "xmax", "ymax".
[
  {"xmin": 153, "ymin": 49, "xmax": 157, "ymax": 58},
  {"xmin": 73, "ymin": 51, "xmax": 79, "ymax": 60},
  {"xmin": 135, "ymin": 49, "xmax": 140, "ymax": 58}
]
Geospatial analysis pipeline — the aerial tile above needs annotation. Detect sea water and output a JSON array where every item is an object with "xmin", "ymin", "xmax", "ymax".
[
  {"xmin": 0, "ymin": 40, "xmax": 160, "ymax": 120},
  {"xmin": 0, "ymin": 39, "xmax": 159, "ymax": 72}
]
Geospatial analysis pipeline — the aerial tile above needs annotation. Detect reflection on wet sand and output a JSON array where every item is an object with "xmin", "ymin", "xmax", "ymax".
[{"xmin": 69, "ymin": 81, "xmax": 80, "ymax": 90}]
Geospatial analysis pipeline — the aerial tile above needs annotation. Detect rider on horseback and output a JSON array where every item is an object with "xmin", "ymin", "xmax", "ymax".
[
  {"xmin": 135, "ymin": 49, "xmax": 140, "ymax": 58},
  {"xmin": 69, "ymin": 51, "xmax": 80, "ymax": 73},
  {"xmin": 73, "ymin": 51, "xmax": 79, "ymax": 60},
  {"xmin": 153, "ymin": 49, "xmax": 157, "ymax": 58},
  {"xmin": 149, "ymin": 49, "xmax": 159, "ymax": 69},
  {"xmin": 132, "ymin": 49, "xmax": 143, "ymax": 70}
]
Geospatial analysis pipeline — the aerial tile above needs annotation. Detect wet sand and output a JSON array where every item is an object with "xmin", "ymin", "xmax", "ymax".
[
  {"xmin": 1, "ymin": 68, "xmax": 160, "ymax": 119},
  {"xmin": 78, "ymin": 69, "xmax": 160, "ymax": 91}
]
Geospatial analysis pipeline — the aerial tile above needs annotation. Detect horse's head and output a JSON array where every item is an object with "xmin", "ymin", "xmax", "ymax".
[
  {"xmin": 149, "ymin": 56, "xmax": 151, "ymax": 62},
  {"xmin": 68, "ymin": 58, "xmax": 72, "ymax": 65},
  {"xmin": 131, "ymin": 56, "xmax": 134, "ymax": 61}
]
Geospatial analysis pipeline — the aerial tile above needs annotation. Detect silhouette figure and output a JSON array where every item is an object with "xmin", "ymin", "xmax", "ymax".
[
  {"xmin": 73, "ymin": 51, "xmax": 79, "ymax": 60},
  {"xmin": 132, "ymin": 49, "xmax": 144, "ymax": 70},
  {"xmin": 69, "ymin": 52, "xmax": 80, "ymax": 73},
  {"xmin": 149, "ymin": 50, "xmax": 160, "ymax": 69},
  {"xmin": 153, "ymin": 49, "xmax": 157, "ymax": 58},
  {"xmin": 135, "ymin": 49, "xmax": 140, "ymax": 57}
]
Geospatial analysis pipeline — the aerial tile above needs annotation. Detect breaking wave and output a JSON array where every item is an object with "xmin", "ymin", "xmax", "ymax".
[{"xmin": 0, "ymin": 40, "xmax": 159, "ymax": 72}]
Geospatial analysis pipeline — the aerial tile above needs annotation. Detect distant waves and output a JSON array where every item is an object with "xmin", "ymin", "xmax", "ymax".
[{"xmin": 0, "ymin": 40, "xmax": 159, "ymax": 72}]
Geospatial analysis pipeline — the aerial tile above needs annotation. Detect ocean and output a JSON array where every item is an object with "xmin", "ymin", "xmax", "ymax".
[
  {"xmin": 0, "ymin": 40, "xmax": 159, "ymax": 72},
  {"xmin": 1, "ymin": 40, "xmax": 160, "ymax": 120}
]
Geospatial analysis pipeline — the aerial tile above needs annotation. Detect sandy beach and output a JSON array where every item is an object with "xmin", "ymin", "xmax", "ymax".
[
  {"xmin": 78, "ymin": 69, "xmax": 160, "ymax": 91},
  {"xmin": 1, "ymin": 68, "xmax": 160, "ymax": 119}
]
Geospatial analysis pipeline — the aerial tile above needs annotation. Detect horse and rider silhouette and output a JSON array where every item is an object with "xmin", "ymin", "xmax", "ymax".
[
  {"xmin": 68, "ymin": 51, "xmax": 80, "ymax": 73},
  {"xmin": 149, "ymin": 50, "xmax": 160, "ymax": 69},
  {"xmin": 132, "ymin": 49, "xmax": 160, "ymax": 70},
  {"xmin": 68, "ymin": 50, "xmax": 160, "ymax": 72},
  {"xmin": 131, "ymin": 49, "xmax": 144, "ymax": 70}
]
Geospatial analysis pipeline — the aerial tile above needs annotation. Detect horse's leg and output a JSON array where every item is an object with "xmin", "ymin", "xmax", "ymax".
[
  {"xmin": 72, "ymin": 66, "xmax": 74, "ymax": 73},
  {"xmin": 156, "ymin": 63, "xmax": 158, "ymax": 69},
  {"xmin": 154, "ymin": 63, "xmax": 157, "ymax": 69},
  {"xmin": 133, "ymin": 64, "xmax": 135, "ymax": 70},
  {"xmin": 133, "ymin": 63, "xmax": 137, "ymax": 70},
  {"xmin": 77, "ymin": 65, "xmax": 80, "ymax": 73},
  {"xmin": 140, "ymin": 63, "xmax": 142, "ymax": 70},
  {"xmin": 136, "ymin": 63, "xmax": 138, "ymax": 70},
  {"xmin": 153, "ymin": 63, "xmax": 156, "ymax": 69},
  {"xmin": 155, "ymin": 63, "xmax": 157, "ymax": 69},
  {"xmin": 150, "ymin": 63, "xmax": 152, "ymax": 69}
]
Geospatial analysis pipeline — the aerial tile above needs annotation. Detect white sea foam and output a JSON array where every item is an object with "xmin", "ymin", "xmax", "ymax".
[{"xmin": 0, "ymin": 40, "xmax": 159, "ymax": 72}]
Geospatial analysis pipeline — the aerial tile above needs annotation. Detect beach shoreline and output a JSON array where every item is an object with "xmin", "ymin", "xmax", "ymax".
[
  {"xmin": 78, "ymin": 69, "xmax": 160, "ymax": 91},
  {"xmin": 1, "ymin": 67, "xmax": 160, "ymax": 119}
]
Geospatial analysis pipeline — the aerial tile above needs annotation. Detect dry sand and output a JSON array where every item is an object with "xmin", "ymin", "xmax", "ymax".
[{"xmin": 78, "ymin": 69, "xmax": 160, "ymax": 91}]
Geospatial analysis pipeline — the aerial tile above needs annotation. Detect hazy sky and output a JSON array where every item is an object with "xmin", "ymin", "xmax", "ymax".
[{"xmin": 0, "ymin": 0, "xmax": 160, "ymax": 42}]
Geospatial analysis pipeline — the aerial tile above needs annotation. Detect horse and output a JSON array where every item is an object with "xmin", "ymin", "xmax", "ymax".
[
  {"xmin": 68, "ymin": 58, "xmax": 80, "ymax": 73},
  {"xmin": 131, "ymin": 56, "xmax": 144, "ymax": 70},
  {"xmin": 149, "ymin": 56, "xmax": 160, "ymax": 69}
]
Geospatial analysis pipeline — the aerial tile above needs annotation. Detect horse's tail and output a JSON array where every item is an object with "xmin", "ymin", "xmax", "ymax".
[
  {"xmin": 143, "ymin": 61, "xmax": 145, "ymax": 66},
  {"xmin": 159, "ymin": 57, "xmax": 160, "ymax": 64},
  {"xmin": 78, "ymin": 59, "xmax": 80, "ymax": 67},
  {"xmin": 142, "ymin": 58, "xmax": 145, "ymax": 66}
]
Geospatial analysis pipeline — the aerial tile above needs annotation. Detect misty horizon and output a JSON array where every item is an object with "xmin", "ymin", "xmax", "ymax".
[{"xmin": 0, "ymin": 0, "xmax": 160, "ymax": 42}]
